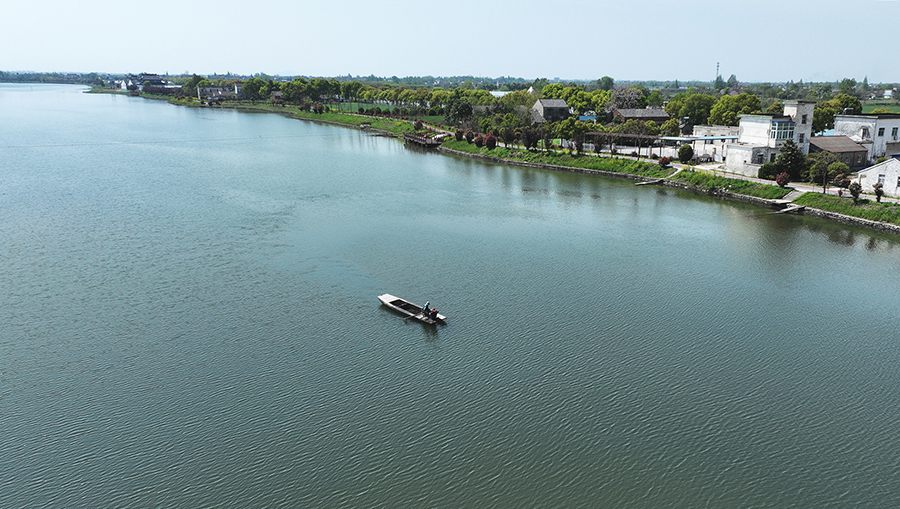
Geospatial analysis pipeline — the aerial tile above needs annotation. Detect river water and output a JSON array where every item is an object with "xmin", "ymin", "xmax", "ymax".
[{"xmin": 2, "ymin": 84, "xmax": 899, "ymax": 508}]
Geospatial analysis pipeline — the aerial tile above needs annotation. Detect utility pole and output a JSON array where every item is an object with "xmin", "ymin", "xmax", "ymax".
[{"xmin": 716, "ymin": 62, "xmax": 720, "ymax": 81}]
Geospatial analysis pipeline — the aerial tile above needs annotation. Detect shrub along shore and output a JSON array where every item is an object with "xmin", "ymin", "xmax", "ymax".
[{"xmin": 157, "ymin": 98, "xmax": 900, "ymax": 235}]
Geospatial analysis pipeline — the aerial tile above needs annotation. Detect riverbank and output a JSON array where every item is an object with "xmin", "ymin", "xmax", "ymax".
[
  {"xmin": 438, "ymin": 140, "xmax": 900, "ymax": 234},
  {"xmin": 147, "ymin": 93, "xmax": 900, "ymax": 235}
]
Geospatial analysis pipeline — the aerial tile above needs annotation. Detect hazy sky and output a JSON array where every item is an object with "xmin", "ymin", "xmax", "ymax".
[{"xmin": 3, "ymin": 0, "xmax": 899, "ymax": 83}]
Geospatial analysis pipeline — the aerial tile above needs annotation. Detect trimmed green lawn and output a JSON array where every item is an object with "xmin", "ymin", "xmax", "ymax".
[
  {"xmin": 671, "ymin": 170, "xmax": 793, "ymax": 199},
  {"xmin": 290, "ymin": 109, "xmax": 415, "ymax": 134},
  {"xmin": 793, "ymin": 192, "xmax": 900, "ymax": 224},
  {"xmin": 442, "ymin": 140, "xmax": 672, "ymax": 178}
]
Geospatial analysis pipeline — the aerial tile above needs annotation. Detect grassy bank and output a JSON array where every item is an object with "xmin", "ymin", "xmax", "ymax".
[
  {"xmin": 164, "ymin": 97, "xmax": 418, "ymax": 135},
  {"xmin": 291, "ymin": 110, "xmax": 416, "ymax": 135},
  {"xmin": 442, "ymin": 139, "xmax": 673, "ymax": 178},
  {"xmin": 670, "ymin": 169, "xmax": 793, "ymax": 200},
  {"xmin": 793, "ymin": 192, "xmax": 900, "ymax": 225}
]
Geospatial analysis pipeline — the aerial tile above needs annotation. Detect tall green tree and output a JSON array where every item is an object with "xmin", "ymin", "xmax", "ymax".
[
  {"xmin": 530, "ymin": 78, "xmax": 549, "ymax": 96},
  {"xmin": 713, "ymin": 74, "xmax": 726, "ymax": 90},
  {"xmin": 774, "ymin": 139, "xmax": 807, "ymax": 180},
  {"xmin": 837, "ymin": 78, "xmax": 858, "ymax": 97},
  {"xmin": 541, "ymin": 83, "xmax": 565, "ymax": 98},
  {"xmin": 766, "ymin": 101, "xmax": 784, "ymax": 115},
  {"xmin": 241, "ymin": 77, "xmax": 265, "ymax": 101},
  {"xmin": 708, "ymin": 93, "xmax": 761, "ymax": 126},
  {"xmin": 678, "ymin": 94, "xmax": 717, "ymax": 126},
  {"xmin": 340, "ymin": 81, "xmax": 363, "ymax": 103},
  {"xmin": 812, "ymin": 93, "xmax": 862, "ymax": 133},
  {"xmin": 180, "ymin": 74, "xmax": 204, "ymax": 97},
  {"xmin": 444, "ymin": 89, "xmax": 474, "ymax": 126},
  {"xmin": 807, "ymin": 151, "xmax": 838, "ymax": 184},
  {"xmin": 660, "ymin": 118, "xmax": 681, "ymax": 137},
  {"xmin": 281, "ymin": 77, "xmax": 308, "ymax": 103},
  {"xmin": 597, "ymin": 76, "xmax": 614, "ymax": 91}
]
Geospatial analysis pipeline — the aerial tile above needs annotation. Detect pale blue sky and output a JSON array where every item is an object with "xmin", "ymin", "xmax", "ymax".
[{"xmin": 3, "ymin": 0, "xmax": 898, "ymax": 83}]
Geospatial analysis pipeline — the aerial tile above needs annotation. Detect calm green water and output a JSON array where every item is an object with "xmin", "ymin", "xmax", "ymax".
[{"xmin": 2, "ymin": 84, "xmax": 899, "ymax": 508}]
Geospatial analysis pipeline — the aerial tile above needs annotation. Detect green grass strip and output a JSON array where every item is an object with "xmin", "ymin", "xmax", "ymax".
[
  {"xmin": 442, "ymin": 139, "xmax": 672, "ymax": 178},
  {"xmin": 793, "ymin": 192, "xmax": 900, "ymax": 225},
  {"xmin": 670, "ymin": 170, "xmax": 793, "ymax": 199}
]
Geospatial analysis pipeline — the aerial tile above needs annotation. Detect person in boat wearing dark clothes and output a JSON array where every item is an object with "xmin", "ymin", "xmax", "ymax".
[{"xmin": 423, "ymin": 301, "xmax": 430, "ymax": 316}]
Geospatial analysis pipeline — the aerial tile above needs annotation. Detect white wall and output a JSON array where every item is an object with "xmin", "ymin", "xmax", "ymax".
[
  {"xmin": 858, "ymin": 159, "xmax": 900, "ymax": 197},
  {"xmin": 737, "ymin": 116, "xmax": 772, "ymax": 146},
  {"xmin": 784, "ymin": 101, "xmax": 814, "ymax": 154}
]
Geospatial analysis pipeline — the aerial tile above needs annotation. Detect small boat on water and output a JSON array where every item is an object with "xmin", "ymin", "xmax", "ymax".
[{"xmin": 378, "ymin": 293, "xmax": 447, "ymax": 325}]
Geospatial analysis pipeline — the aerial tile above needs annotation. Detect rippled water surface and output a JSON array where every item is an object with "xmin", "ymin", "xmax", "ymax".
[{"xmin": 2, "ymin": 84, "xmax": 900, "ymax": 508}]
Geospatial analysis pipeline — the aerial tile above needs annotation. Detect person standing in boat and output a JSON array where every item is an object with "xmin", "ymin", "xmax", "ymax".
[{"xmin": 423, "ymin": 301, "xmax": 430, "ymax": 316}]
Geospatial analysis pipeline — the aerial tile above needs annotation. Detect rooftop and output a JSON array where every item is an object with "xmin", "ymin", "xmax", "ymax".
[
  {"xmin": 614, "ymin": 108, "xmax": 669, "ymax": 119},
  {"xmin": 810, "ymin": 135, "xmax": 869, "ymax": 153}
]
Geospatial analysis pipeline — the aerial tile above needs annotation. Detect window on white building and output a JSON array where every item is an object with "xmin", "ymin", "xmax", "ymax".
[
  {"xmin": 893, "ymin": 127, "xmax": 899, "ymax": 138},
  {"xmin": 879, "ymin": 174, "xmax": 886, "ymax": 185},
  {"xmin": 799, "ymin": 134, "xmax": 805, "ymax": 143},
  {"xmin": 801, "ymin": 114, "xmax": 807, "ymax": 124},
  {"xmin": 878, "ymin": 127, "xmax": 885, "ymax": 137},
  {"xmin": 771, "ymin": 121, "xmax": 794, "ymax": 140},
  {"xmin": 862, "ymin": 127, "xmax": 870, "ymax": 138}
]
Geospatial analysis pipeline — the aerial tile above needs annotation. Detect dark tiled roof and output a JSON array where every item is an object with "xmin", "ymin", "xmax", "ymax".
[
  {"xmin": 537, "ymin": 98, "xmax": 568, "ymax": 108},
  {"xmin": 614, "ymin": 108, "xmax": 669, "ymax": 120},
  {"xmin": 810, "ymin": 136, "xmax": 869, "ymax": 153}
]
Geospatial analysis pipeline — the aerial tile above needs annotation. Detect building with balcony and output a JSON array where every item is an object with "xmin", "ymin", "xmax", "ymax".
[{"xmin": 724, "ymin": 100, "xmax": 815, "ymax": 177}]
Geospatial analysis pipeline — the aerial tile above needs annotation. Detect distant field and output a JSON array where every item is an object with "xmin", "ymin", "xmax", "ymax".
[{"xmin": 862, "ymin": 100, "xmax": 900, "ymax": 113}]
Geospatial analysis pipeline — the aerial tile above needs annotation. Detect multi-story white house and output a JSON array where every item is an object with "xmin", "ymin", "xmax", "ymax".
[
  {"xmin": 833, "ymin": 113, "xmax": 900, "ymax": 164},
  {"xmin": 724, "ymin": 100, "xmax": 815, "ymax": 177}
]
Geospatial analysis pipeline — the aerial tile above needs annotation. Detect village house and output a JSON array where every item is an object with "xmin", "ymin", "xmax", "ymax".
[
  {"xmin": 120, "ymin": 73, "xmax": 176, "ymax": 92},
  {"xmin": 856, "ymin": 158, "xmax": 900, "ymax": 198},
  {"xmin": 724, "ymin": 100, "xmax": 815, "ymax": 177},
  {"xmin": 530, "ymin": 98, "xmax": 569, "ymax": 123},
  {"xmin": 809, "ymin": 136, "xmax": 869, "ymax": 169},
  {"xmin": 197, "ymin": 85, "xmax": 234, "ymax": 100},
  {"xmin": 833, "ymin": 113, "xmax": 900, "ymax": 164},
  {"xmin": 688, "ymin": 125, "xmax": 738, "ymax": 162},
  {"xmin": 612, "ymin": 108, "xmax": 669, "ymax": 124}
]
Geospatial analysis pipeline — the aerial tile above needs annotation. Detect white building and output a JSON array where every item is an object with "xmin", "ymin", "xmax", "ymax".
[
  {"xmin": 724, "ymin": 100, "xmax": 815, "ymax": 177},
  {"xmin": 857, "ymin": 158, "xmax": 900, "ymax": 198},
  {"xmin": 833, "ymin": 113, "xmax": 900, "ymax": 164},
  {"xmin": 688, "ymin": 125, "xmax": 738, "ymax": 162}
]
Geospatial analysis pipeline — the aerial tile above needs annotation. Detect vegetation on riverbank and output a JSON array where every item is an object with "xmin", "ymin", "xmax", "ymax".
[
  {"xmin": 671, "ymin": 169, "xmax": 793, "ymax": 200},
  {"xmin": 793, "ymin": 192, "xmax": 900, "ymax": 225},
  {"xmin": 441, "ymin": 139, "xmax": 673, "ymax": 178},
  {"xmin": 291, "ymin": 109, "xmax": 415, "ymax": 134}
]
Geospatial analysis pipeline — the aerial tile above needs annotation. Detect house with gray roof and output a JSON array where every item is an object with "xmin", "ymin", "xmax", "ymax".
[
  {"xmin": 531, "ymin": 98, "xmax": 570, "ymax": 123},
  {"xmin": 613, "ymin": 108, "xmax": 669, "ymax": 124},
  {"xmin": 809, "ymin": 135, "xmax": 869, "ymax": 169}
]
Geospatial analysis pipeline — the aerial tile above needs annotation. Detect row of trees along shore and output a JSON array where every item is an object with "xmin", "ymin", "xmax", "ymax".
[{"xmin": 156, "ymin": 74, "xmax": 897, "ymax": 136}]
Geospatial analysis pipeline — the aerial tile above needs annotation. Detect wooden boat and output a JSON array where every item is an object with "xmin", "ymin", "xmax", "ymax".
[{"xmin": 378, "ymin": 293, "xmax": 447, "ymax": 324}]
